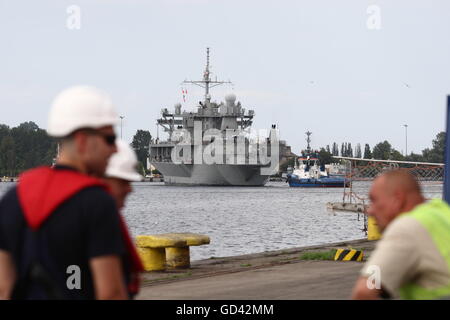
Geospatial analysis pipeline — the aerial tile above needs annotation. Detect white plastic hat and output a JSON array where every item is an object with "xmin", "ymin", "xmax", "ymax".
[
  {"xmin": 106, "ymin": 139, "xmax": 143, "ymax": 182},
  {"xmin": 47, "ymin": 85, "xmax": 119, "ymax": 137}
]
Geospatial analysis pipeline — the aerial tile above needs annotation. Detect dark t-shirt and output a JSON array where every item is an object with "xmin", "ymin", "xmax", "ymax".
[{"xmin": 0, "ymin": 169, "xmax": 127, "ymax": 299}]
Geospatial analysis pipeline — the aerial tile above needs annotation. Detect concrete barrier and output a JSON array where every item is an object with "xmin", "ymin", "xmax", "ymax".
[{"xmin": 334, "ymin": 248, "xmax": 364, "ymax": 262}]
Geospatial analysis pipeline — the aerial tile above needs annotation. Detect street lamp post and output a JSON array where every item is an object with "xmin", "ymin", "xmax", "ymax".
[
  {"xmin": 403, "ymin": 124, "xmax": 408, "ymax": 156},
  {"xmin": 444, "ymin": 96, "xmax": 450, "ymax": 202},
  {"xmin": 120, "ymin": 116, "xmax": 124, "ymax": 139}
]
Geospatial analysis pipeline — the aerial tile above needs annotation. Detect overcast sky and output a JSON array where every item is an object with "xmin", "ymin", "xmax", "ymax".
[{"xmin": 1, "ymin": 0, "xmax": 449, "ymax": 155}]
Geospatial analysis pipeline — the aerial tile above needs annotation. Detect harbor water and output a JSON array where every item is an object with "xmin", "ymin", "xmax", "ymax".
[{"xmin": 0, "ymin": 181, "xmax": 443, "ymax": 261}]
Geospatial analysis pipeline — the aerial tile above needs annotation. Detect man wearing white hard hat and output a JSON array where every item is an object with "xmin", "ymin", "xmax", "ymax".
[
  {"xmin": 0, "ymin": 86, "xmax": 143, "ymax": 300},
  {"xmin": 104, "ymin": 139, "xmax": 142, "ymax": 210},
  {"xmin": 101, "ymin": 140, "xmax": 143, "ymax": 299}
]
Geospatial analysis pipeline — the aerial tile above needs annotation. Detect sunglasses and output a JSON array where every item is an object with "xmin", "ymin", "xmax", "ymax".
[
  {"xmin": 81, "ymin": 129, "xmax": 117, "ymax": 146},
  {"xmin": 99, "ymin": 133, "xmax": 117, "ymax": 146}
]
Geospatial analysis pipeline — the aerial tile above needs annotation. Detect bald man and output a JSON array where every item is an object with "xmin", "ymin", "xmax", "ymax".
[{"xmin": 352, "ymin": 169, "xmax": 450, "ymax": 300}]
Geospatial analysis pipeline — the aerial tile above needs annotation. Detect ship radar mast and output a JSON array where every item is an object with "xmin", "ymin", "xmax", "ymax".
[
  {"xmin": 305, "ymin": 131, "xmax": 312, "ymax": 153},
  {"xmin": 182, "ymin": 47, "xmax": 232, "ymax": 102}
]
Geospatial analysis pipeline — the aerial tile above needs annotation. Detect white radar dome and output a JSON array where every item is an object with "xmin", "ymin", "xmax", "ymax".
[{"xmin": 225, "ymin": 93, "xmax": 236, "ymax": 103}]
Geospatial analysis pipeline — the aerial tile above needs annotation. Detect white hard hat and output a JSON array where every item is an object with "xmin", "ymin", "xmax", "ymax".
[
  {"xmin": 106, "ymin": 139, "xmax": 143, "ymax": 182},
  {"xmin": 47, "ymin": 85, "xmax": 119, "ymax": 137}
]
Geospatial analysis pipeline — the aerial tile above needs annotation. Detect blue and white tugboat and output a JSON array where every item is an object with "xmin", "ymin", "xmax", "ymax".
[{"xmin": 286, "ymin": 132, "xmax": 350, "ymax": 188}]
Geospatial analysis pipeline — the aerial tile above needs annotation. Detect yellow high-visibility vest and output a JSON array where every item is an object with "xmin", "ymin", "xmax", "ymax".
[{"xmin": 399, "ymin": 199, "xmax": 450, "ymax": 300}]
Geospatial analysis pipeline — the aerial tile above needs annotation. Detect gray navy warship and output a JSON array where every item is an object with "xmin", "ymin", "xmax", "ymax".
[{"xmin": 149, "ymin": 48, "xmax": 283, "ymax": 186}]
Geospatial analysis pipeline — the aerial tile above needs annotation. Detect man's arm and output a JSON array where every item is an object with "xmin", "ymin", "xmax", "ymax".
[
  {"xmin": 351, "ymin": 277, "xmax": 382, "ymax": 300},
  {"xmin": 90, "ymin": 255, "xmax": 128, "ymax": 300},
  {"xmin": 0, "ymin": 250, "xmax": 16, "ymax": 300},
  {"xmin": 351, "ymin": 216, "xmax": 421, "ymax": 300}
]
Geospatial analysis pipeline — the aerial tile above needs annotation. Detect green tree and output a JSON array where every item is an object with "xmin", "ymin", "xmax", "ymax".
[
  {"xmin": 355, "ymin": 143, "xmax": 362, "ymax": 158},
  {"xmin": 131, "ymin": 129, "xmax": 152, "ymax": 172},
  {"xmin": 332, "ymin": 142, "xmax": 339, "ymax": 156},
  {"xmin": 318, "ymin": 148, "xmax": 333, "ymax": 164},
  {"xmin": 422, "ymin": 131, "xmax": 445, "ymax": 163},
  {"xmin": 0, "ymin": 122, "xmax": 57, "ymax": 176},
  {"xmin": 405, "ymin": 152, "xmax": 424, "ymax": 162},
  {"xmin": 363, "ymin": 144, "xmax": 372, "ymax": 159},
  {"xmin": 10, "ymin": 121, "xmax": 56, "ymax": 173},
  {"xmin": 347, "ymin": 143, "xmax": 353, "ymax": 157},
  {"xmin": 0, "ymin": 124, "xmax": 9, "ymax": 141},
  {"xmin": 372, "ymin": 141, "xmax": 392, "ymax": 160},
  {"xmin": 0, "ymin": 135, "xmax": 16, "ymax": 176},
  {"xmin": 390, "ymin": 149, "xmax": 404, "ymax": 161}
]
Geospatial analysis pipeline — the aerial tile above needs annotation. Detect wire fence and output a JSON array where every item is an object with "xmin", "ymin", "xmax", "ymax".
[
  {"xmin": 327, "ymin": 157, "xmax": 444, "ymax": 235},
  {"xmin": 345, "ymin": 159, "xmax": 444, "ymax": 181}
]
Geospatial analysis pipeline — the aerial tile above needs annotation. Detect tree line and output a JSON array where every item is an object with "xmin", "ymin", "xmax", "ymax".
[
  {"xmin": 0, "ymin": 122, "xmax": 57, "ymax": 177},
  {"xmin": 0, "ymin": 122, "xmax": 445, "ymax": 176},
  {"xmin": 308, "ymin": 131, "xmax": 445, "ymax": 165},
  {"xmin": 0, "ymin": 122, "xmax": 153, "ymax": 177}
]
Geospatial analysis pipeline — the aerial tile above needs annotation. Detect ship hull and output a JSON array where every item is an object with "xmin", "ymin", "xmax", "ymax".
[
  {"xmin": 286, "ymin": 175, "xmax": 350, "ymax": 188},
  {"xmin": 151, "ymin": 162, "xmax": 271, "ymax": 186}
]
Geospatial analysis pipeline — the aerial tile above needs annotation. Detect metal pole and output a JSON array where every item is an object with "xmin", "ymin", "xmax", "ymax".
[
  {"xmin": 444, "ymin": 96, "xmax": 450, "ymax": 202},
  {"xmin": 204, "ymin": 47, "xmax": 210, "ymax": 100},
  {"xmin": 403, "ymin": 124, "xmax": 408, "ymax": 156},
  {"xmin": 120, "ymin": 116, "xmax": 124, "ymax": 139}
]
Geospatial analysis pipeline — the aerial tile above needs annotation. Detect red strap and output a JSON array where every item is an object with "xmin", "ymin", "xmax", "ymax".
[
  {"xmin": 17, "ymin": 167, "xmax": 106, "ymax": 230},
  {"xmin": 118, "ymin": 216, "xmax": 144, "ymax": 293}
]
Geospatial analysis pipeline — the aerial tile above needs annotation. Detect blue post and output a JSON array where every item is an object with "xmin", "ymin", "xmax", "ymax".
[{"xmin": 444, "ymin": 96, "xmax": 450, "ymax": 202}]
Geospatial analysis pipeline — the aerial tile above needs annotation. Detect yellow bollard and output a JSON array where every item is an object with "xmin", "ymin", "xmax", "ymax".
[
  {"xmin": 367, "ymin": 216, "xmax": 381, "ymax": 240},
  {"xmin": 163, "ymin": 233, "xmax": 210, "ymax": 269},
  {"xmin": 137, "ymin": 247, "xmax": 166, "ymax": 271},
  {"xmin": 166, "ymin": 247, "xmax": 190, "ymax": 268},
  {"xmin": 135, "ymin": 233, "xmax": 210, "ymax": 271},
  {"xmin": 135, "ymin": 235, "xmax": 187, "ymax": 271}
]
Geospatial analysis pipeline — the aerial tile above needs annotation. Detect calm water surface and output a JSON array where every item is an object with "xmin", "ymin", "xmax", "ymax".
[{"xmin": 0, "ymin": 181, "xmax": 442, "ymax": 261}]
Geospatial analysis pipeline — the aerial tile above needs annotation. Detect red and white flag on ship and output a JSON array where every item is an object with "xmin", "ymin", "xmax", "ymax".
[{"xmin": 181, "ymin": 88, "xmax": 188, "ymax": 102}]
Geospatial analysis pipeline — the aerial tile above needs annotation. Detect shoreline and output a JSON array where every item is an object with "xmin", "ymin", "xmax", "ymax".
[{"xmin": 140, "ymin": 238, "xmax": 376, "ymax": 288}]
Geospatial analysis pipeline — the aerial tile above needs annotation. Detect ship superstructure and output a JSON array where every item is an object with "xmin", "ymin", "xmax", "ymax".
[{"xmin": 149, "ymin": 48, "xmax": 279, "ymax": 186}]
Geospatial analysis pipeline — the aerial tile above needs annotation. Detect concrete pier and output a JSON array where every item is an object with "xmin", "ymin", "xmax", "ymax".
[{"xmin": 137, "ymin": 238, "xmax": 376, "ymax": 300}]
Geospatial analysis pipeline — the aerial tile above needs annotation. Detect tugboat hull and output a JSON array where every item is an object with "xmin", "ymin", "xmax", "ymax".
[{"xmin": 287, "ymin": 175, "xmax": 350, "ymax": 188}]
